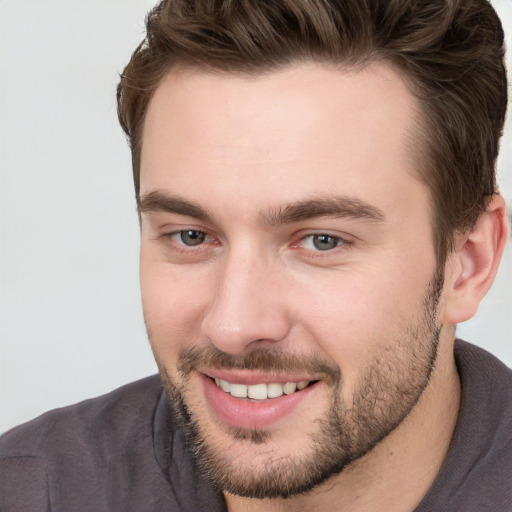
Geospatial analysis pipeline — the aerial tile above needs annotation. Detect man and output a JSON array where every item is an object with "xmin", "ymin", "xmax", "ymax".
[{"xmin": 1, "ymin": 0, "xmax": 511, "ymax": 510}]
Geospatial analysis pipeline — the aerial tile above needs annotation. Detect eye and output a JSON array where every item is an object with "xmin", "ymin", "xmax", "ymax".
[
  {"xmin": 173, "ymin": 230, "xmax": 208, "ymax": 246},
  {"xmin": 301, "ymin": 234, "xmax": 344, "ymax": 251}
]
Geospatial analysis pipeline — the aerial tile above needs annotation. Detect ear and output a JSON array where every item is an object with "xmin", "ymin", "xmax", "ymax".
[{"xmin": 442, "ymin": 194, "xmax": 509, "ymax": 324}]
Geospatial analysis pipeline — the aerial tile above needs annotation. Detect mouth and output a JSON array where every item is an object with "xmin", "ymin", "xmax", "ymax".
[{"xmin": 200, "ymin": 372, "xmax": 321, "ymax": 429}]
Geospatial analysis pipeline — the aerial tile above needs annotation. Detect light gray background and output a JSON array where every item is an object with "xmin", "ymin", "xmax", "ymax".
[{"xmin": 1, "ymin": 0, "xmax": 511, "ymax": 433}]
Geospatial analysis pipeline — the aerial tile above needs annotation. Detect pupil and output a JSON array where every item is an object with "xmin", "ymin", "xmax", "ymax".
[
  {"xmin": 313, "ymin": 235, "xmax": 337, "ymax": 250},
  {"xmin": 181, "ymin": 230, "xmax": 206, "ymax": 246}
]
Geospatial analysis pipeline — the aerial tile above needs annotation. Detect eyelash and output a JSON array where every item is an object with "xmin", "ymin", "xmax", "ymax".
[
  {"xmin": 290, "ymin": 233, "xmax": 354, "ymax": 263},
  {"xmin": 298, "ymin": 233, "xmax": 350, "ymax": 252},
  {"xmin": 162, "ymin": 230, "xmax": 216, "ymax": 252}
]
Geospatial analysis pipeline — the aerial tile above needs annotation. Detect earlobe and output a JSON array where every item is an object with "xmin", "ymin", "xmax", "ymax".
[{"xmin": 442, "ymin": 194, "xmax": 509, "ymax": 324}]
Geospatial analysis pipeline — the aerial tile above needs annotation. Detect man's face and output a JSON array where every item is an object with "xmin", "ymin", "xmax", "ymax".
[{"xmin": 139, "ymin": 63, "xmax": 444, "ymax": 497}]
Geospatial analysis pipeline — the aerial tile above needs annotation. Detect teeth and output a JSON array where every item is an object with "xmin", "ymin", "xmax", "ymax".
[
  {"xmin": 283, "ymin": 382, "xmax": 297, "ymax": 395},
  {"xmin": 229, "ymin": 383, "xmax": 248, "ymax": 398},
  {"xmin": 267, "ymin": 383, "xmax": 284, "ymax": 398},
  {"xmin": 218, "ymin": 378, "xmax": 231, "ymax": 393},
  {"xmin": 247, "ymin": 383, "xmax": 267, "ymax": 400},
  {"xmin": 214, "ymin": 379, "xmax": 311, "ymax": 400}
]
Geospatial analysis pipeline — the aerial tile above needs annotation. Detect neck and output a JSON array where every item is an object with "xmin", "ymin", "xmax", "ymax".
[{"xmin": 224, "ymin": 328, "xmax": 461, "ymax": 512}]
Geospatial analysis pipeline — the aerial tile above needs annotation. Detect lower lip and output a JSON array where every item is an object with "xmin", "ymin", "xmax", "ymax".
[{"xmin": 201, "ymin": 374, "xmax": 318, "ymax": 429}]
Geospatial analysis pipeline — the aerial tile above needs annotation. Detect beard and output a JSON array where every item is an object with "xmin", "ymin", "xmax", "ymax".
[{"xmin": 153, "ymin": 269, "xmax": 444, "ymax": 499}]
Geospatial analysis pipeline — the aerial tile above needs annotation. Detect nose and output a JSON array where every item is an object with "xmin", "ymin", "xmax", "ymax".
[{"xmin": 200, "ymin": 248, "xmax": 292, "ymax": 354}]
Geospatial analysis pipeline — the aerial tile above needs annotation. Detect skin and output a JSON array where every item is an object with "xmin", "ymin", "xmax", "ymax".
[{"xmin": 138, "ymin": 62, "xmax": 507, "ymax": 511}]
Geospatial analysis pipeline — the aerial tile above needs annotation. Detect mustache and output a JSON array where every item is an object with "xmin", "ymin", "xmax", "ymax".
[{"xmin": 177, "ymin": 344, "xmax": 341, "ymax": 386}]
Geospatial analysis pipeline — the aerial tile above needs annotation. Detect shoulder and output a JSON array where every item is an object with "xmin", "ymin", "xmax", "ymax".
[
  {"xmin": 454, "ymin": 339, "xmax": 512, "ymax": 461},
  {"xmin": 418, "ymin": 340, "xmax": 512, "ymax": 511},
  {"xmin": 454, "ymin": 339, "xmax": 512, "ymax": 408},
  {"xmin": 0, "ymin": 375, "xmax": 166, "ymax": 511},
  {"xmin": 1, "ymin": 374, "xmax": 164, "ymax": 459},
  {"xmin": 455, "ymin": 340, "xmax": 512, "ymax": 475}
]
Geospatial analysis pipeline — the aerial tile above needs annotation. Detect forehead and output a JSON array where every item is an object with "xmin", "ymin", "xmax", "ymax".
[{"xmin": 140, "ymin": 62, "xmax": 427, "ymax": 225}]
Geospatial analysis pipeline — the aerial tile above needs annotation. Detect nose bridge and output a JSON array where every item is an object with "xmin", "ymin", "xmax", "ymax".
[{"xmin": 201, "ymin": 242, "xmax": 290, "ymax": 354}]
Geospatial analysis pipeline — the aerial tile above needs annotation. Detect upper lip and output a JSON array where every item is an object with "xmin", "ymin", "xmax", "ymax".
[{"xmin": 201, "ymin": 369, "xmax": 319, "ymax": 385}]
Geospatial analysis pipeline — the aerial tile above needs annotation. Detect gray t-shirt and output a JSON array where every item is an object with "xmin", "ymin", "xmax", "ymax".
[{"xmin": 1, "ymin": 340, "xmax": 511, "ymax": 511}]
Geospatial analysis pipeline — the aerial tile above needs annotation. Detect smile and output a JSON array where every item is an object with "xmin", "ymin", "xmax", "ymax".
[
  {"xmin": 201, "ymin": 373, "xmax": 320, "ymax": 428},
  {"xmin": 214, "ymin": 378, "xmax": 311, "ymax": 400}
]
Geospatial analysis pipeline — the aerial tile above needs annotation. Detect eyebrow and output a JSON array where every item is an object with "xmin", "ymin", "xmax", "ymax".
[
  {"xmin": 262, "ymin": 197, "xmax": 385, "ymax": 225},
  {"xmin": 138, "ymin": 191, "xmax": 215, "ymax": 223},
  {"xmin": 138, "ymin": 190, "xmax": 385, "ymax": 226}
]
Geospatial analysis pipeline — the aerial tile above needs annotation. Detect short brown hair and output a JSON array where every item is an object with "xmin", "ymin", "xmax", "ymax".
[{"xmin": 117, "ymin": 0, "xmax": 507, "ymax": 264}]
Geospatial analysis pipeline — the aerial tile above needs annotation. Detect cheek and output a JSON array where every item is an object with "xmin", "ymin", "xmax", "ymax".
[
  {"xmin": 140, "ymin": 256, "xmax": 210, "ymax": 358},
  {"xmin": 299, "ymin": 281, "xmax": 385, "ymax": 380},
  {"xmin": 297, "ymin": 263, "xmax": 433, "ymax": 382}
]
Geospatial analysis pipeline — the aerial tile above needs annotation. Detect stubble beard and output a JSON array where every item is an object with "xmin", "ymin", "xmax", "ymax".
[{"xmin": 153, "ymin": 270, "xmax": 444, "ymax": 499}]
